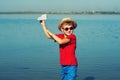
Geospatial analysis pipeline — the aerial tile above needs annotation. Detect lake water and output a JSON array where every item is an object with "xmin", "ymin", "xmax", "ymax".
[{"xmin": 0, "ymin": 14, "xmax": 120, "ymax": 80}]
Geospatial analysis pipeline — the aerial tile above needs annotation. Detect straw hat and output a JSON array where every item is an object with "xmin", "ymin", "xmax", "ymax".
[{"xmin": 58, "ymin": 17, "xmax": 77, "ymax": 31}]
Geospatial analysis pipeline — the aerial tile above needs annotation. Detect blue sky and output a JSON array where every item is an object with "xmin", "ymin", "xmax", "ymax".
[{"xmin": 0, "ymin": 0, "xmax": 120, "ymax": 12}]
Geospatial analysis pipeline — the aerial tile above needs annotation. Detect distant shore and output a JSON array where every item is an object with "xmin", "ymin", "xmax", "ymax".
[{"xmin": 0, "ymin": 11, "xmax": 120, "ymax": 15}]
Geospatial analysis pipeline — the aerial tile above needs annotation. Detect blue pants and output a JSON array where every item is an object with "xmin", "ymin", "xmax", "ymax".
[{"xmin": 61, "ymin": 65, "xmax": 77, "ymax": 80}]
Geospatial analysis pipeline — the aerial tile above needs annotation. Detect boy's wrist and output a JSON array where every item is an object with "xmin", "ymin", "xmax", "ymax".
[{"xmin": 40, "ymin": 22, "xmax": 45, "ymax": 26}]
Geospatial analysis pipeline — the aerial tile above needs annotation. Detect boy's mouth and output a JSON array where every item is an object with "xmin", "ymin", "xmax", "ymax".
[{"xmin": 65, "ymin": 32, "xmax": 72, "ymax": 36}]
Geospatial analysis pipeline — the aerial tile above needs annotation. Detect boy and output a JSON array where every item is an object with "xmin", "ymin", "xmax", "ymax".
[{"xmin": 40, "ymin": 17, "xmax": 78, "ymax": 80}]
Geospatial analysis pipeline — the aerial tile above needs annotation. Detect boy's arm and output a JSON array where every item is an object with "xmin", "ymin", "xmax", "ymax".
[
  {"xmin": 47, "ymin": 30, "xmax": 70, "ymax": 44},
  {"xmin": 40, "ymin": 20, "xmax": 70, "ymax": 44},
  {"xmin": 40, "ymin": 20, "xmax": 52, "ymax": 39}
]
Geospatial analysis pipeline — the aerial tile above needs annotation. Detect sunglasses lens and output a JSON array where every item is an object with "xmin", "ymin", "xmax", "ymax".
[
  {"xmin": 65, "ymin": 28, "xmax": 69, "ymax": 31},
  {"xmin": 64, "ymin": 27, "xmax": 74, "ymax": 31},
  {"xmin": 70, "ymin": 27, "xmax": 73, "ymax": 30}
]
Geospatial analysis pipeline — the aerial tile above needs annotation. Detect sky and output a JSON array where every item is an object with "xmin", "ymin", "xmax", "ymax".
[{"xmin": 0, "ymin": 0, "xmax": 120, "ymax": 12}]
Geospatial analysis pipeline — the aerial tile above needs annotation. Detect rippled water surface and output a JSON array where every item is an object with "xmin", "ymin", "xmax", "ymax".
[{"xmin": 0, "ymin": 14, "xmax": 120, "ymax": 80}]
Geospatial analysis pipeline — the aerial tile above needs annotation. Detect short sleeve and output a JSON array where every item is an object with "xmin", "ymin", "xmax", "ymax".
[
  {"xmin": 67, "ymin": 34, "xmax": 76, "ymax": 39},
  {"xmin": 56, "ymin": 34, "xmax": 64, "ymax": 39}
]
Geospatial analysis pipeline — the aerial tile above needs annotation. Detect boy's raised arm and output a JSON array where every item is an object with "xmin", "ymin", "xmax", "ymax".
[
  {"xmin": 40, "ymin": 20, "xmax": 70, "ymax": 44},
  {"xmin": 40, "ymin": 20, "xmax": 52, "ymax": 39},
  {"xmin": 47, "ymin": 30, "xmax": 70, "ymax": 44}
]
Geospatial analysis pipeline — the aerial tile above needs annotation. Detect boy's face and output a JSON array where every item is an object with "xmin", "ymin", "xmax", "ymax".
[{"xmin": 62, "ymin": 24, "xmax": 74, "ymax": 36}]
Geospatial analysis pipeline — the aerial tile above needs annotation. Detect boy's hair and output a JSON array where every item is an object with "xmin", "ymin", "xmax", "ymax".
[{"xmin": 58, "ymin": 18, "xmax": 77, "ymax": 31}]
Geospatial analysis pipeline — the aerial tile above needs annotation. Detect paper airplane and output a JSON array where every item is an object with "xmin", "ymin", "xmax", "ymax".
[{"xmin": 37, "ymin": 14, "xmax": 47, "ymax": 21}]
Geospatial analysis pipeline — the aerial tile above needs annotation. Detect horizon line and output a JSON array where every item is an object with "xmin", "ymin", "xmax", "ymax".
[{"xmin": 0, "ymin": 11, "xmax": 120, "ymax": 15}]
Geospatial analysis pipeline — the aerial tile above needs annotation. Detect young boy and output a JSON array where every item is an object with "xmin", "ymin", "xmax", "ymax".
[{"xmin": 40, "ymin": 17, "xmax": 78, "ymax": 80}]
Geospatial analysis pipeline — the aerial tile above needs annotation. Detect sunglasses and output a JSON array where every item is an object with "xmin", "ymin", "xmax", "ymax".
[{"xmin": 63, "ymin": 27, "xmax": 74, "ymax": 31}]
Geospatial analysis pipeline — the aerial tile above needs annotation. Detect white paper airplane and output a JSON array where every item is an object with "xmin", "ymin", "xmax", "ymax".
[{"xmin": 37, "ymin": 14, "xmax": 47, "ymax": 21}]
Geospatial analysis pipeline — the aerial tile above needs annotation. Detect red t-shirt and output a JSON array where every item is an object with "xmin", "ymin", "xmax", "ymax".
[{"xmin": 56, "ymin": 34, "xmax": 78, "ymax": 66}]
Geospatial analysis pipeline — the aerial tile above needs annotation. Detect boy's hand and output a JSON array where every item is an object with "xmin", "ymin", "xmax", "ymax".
[
  {"xmin": 40, "ymin": 20, "xmax": 43, "ymax": 23},
  {"xmin": 40, "ymin": 20, "xmax": 45, "ymax": 26}
]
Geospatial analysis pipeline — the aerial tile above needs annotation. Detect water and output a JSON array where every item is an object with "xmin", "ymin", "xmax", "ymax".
[{"xmin": 0, "ymin": 14, "xmax": 120, "ymax": 80}]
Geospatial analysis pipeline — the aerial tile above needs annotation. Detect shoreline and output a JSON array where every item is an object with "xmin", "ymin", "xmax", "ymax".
[{"xmin": 0, "ymin": 11, "xmax": 120, "ymax": 15}]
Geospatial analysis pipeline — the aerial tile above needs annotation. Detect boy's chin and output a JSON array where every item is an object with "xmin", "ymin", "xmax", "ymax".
[{"xmin": 65, "ymin": 33, "xmax": 72, "ymax": 36}]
